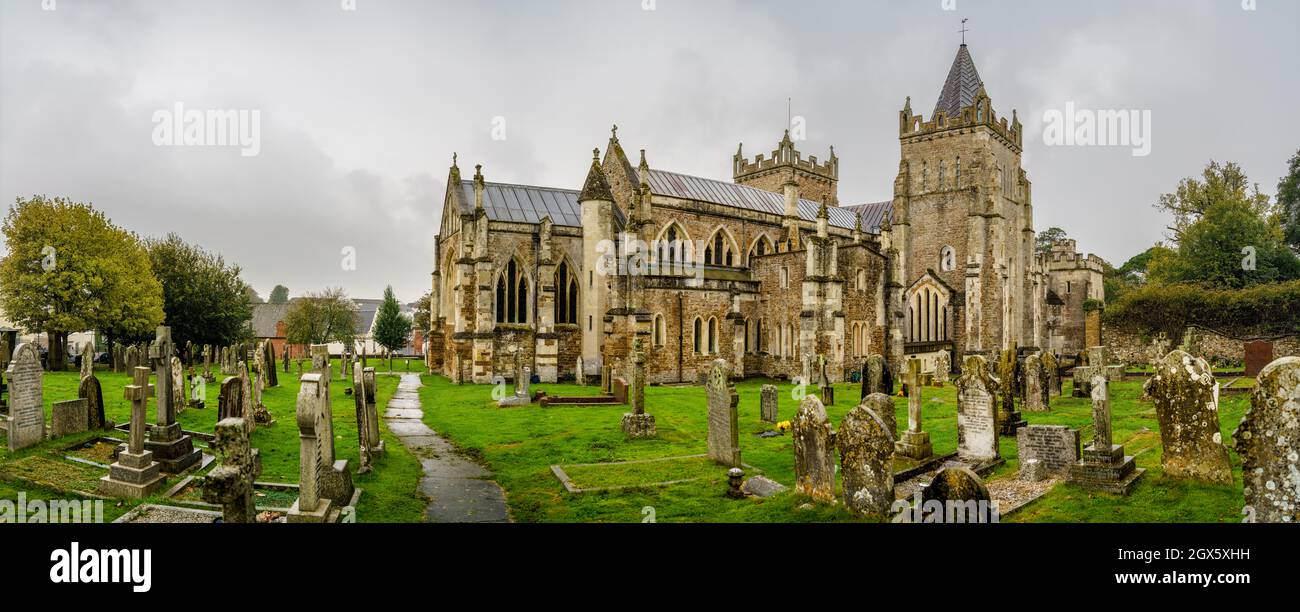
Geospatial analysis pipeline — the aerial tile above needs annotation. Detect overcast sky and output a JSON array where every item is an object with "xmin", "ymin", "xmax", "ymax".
[{"xmin": 2, "ymin": 0, "xmax": 1297, "ymax": 302}]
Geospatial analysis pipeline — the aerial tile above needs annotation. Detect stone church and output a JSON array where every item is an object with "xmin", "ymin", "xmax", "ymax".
[{"xmin": 427, "ymin": 43, "xmax": 1104, "ymax": 385}]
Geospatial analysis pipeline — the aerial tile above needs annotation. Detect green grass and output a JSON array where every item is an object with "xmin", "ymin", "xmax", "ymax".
[
  {"xmin": 417, "ymin": 374, "xmax": 1251, "ymax": 523},
  {"xmin": 0, "ymin": 360, "xmax": 428, "ymax": 523}
]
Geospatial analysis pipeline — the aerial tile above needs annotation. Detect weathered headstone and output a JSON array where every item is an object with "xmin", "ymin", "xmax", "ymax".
[
  {"xmin": 1022, "ymin": 353, "xmax": 1047, "ymax": 412},
  {"xmin": 3, "ymin": 343, "xmax": 44, "ymax": 451},
  {"xmin": 1069, "ymin": 373, "xmax": 1145, "ymax": 494},
  {"xmin": 1145, "ymin": 350, "xmax": 1233, "ymax": 485},
  {"xmin": 288, "ymin": 373, "xmax": 334, "ymax": 523},
  {"xmin": 575, "ymin": 356, "xmax": 586, "ymax": 386},
  {"xmin": 956, "ymin": 355, "xmax": 1000, "ymax": 464},
  {"xmin": 202, "ymin": 417, "xmax": 262, "ymax": 523},
  {"xmin": 144, "ymin": 327, "xmax": 201, "ymax": 473},
  {"xmin": 705, "ymin": 359, "xmax": 740, "ymax": 466},
  {"xmin": 818, "ymin": 356, "xmax": 834, "ymax": 405},
  {"xmin": 309, "ymin": 345, "xmax": 353, "ymax": 506},
  {"xmin": 793, "ymin": 394, "xmax": 834, "ymax": 503},
  {"xmin": 1042, "ymin": 351, "xmax": 1061, "ymax": 397},
  {"xmin": 860, "ymin": 355, "xmax": 889, "ymax": 400},
  {"xmin": 894, "ymin": 359, "xmax": 933, "ymax": 460},
  {"xmin": 919, "ymin": 467, "xmax": 993, "ymax": 520},
  {"xmin": 238, "ymin": 360, "xmax": 257, "ymax": 433},
  {"xmin": 759, "ymin": 384, "xmax": 779, "ymax": 423},
  {"xmin": 1016, "ymin": 425, "xmax": 1079, "ymax": 479},
  {"xmin": 51, "ymin": 399, "xmax": 89, "ymax": 438},
  {"xmin": 997, "ymin": 347, "xmax": 1026, "ymax": 434},
  {"xmin": 264, "ymin": 341, "xmax": 278, "ymax": 388},
  {"xmin": 353, "ymin": 363, "xmax": 374, "ymax": 474},
  {"xmin": 79, "ymin": 374, "xmax": 106, "ymax": 430},
  {"xmin": 933, "ymin": 351, "xmax": 951, "ymax": 385},
  {"xmin": 861, "ymin": 392, "xmax": 896, "ymax": 438},
  {"xmin": 170, "ymin": 356, "xmax": 185, "ymax": 414},
  {"xmin": 742, "ymin": 475, "xmax": 787, "ymax": 498},
  {"xmin": 218, "ymin": 377, "xmax": 243, "ymax": 422},
  {"xmin": 99, "ymin": 366, "xmax": 165, "ymax": 498},
  {"xmin": 79, "ymin": 341, "xmax": 94, "ymax": 380},
  {"xmin": 837, "ymin": 402, "xmax": 895, "ymax": 515},
  {"xmin": 620, "ymin": 340, "xmax": 655, "ymax": 438},
  {"xmin": 1234, "ymin": 356, "xmax": 1300, "ymax": 523}
]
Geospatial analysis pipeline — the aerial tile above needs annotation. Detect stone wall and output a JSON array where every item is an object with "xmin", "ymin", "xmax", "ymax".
[{"xmin": 1106, "ymin": 326, "xmax": 1300, "ymax": 368}]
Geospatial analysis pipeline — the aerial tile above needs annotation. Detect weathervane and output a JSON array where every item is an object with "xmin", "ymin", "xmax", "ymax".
[{"xmin": 960, "ymin": 18, "xmax": 969, "ymax": 45}]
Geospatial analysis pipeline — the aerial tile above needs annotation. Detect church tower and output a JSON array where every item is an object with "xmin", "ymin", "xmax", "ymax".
[
  {"xmin": 733, "ymin": 131, "xmax": 839, "ymax": 206},
  {"xmin": 890, "ymin": 42, "xmax": 1033, "ymax": 367}
]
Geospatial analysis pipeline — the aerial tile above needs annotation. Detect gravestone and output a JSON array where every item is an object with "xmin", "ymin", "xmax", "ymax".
[
  {"xmin": 51, "ymin": 399, "xmax": 89, "ymax": 438},
  {"xmin": 1016, "ymin": 425, "xmax": 1079, "ymax": 479},
  {"xmin": 576, "ymin": 356, "xmax": 586, "ymax": 386},
  {"xmin": 144, "ymin": 327, "xmax": 201, "ymax": 474},
  {"xmin": 1234, "ymin": 357, "xmax": 1300, "ymax": 523},
  {"xmin": 997, "ymin": 347, "xmax": 1026, "ymax": 434},
  {"xmin": 79, "ymin": 341, "xmax": 94, "ymax": 380},
  {"xmin": 238, "ymin": 360, "xmax": 257, "ymax": 433},
  {"xmin": 79, "ymin": 374, "xmax": 106, "ymax": 430},
  {"xmin": 362, "ymin": 368, "xmax": 382, "ymax": 455},
  {"xmin": 4, "ymin": 343, "xmax": 45, "ymax": 451},
  {"xmin": 955, "ymin": 355, "xmax": 1000, "ymax": 463},
  {"xmin": 497, "ymin": 351, "xmax": 533, "ymax": 407},
  {"xmin": 818, "ymin": 357, "xmax": 834, "ymax": 405},
  {"xmin": 170, "ymin": 356, "xmax": 185, "ymax": 414},
  {"xmin": 1145, "ymin": 350, "xmax": 1233, "ymax": 485},
  {"xmin": 620, "ymin": 340, "xmax": 655, "ymax": 438},
  {"xmin": 861, "ymin": 392, "xmax": 896, "ymax": 438},
  {"xmin": 203, "ymin": 346, "xmax": 213, "ymax": 381},
  {"xmin": 705, "ymin": 359, "xmax": 740, "ymax": 466},
  {"xmin": 288, "ymin": 373, "xmax": 334, "ymax": 523},
  {"xmin": 759, "ymin": 384, "xmax": 779, "ymax": 423},
  {"xmin": 99, "ymin": 366, "xmax": 165, "ymax": 499},
  {"xmin": 923, "ymin": 466, "xmax": 991, "ymax": 501},
  {"xmin": 1042, "ymin": 352, "xmax": 1061, "ymax": 397},
  {"xmin": 264, "ymin": 341, "xmax": 278, "ymax": 388},
  {"xmin": 837, "ymin": 402, "xmax": 895, "ymax": 516},
  {"xmin": 600, "ymin": 364, "xmax": 611, "ymax": 394},
  {"xmin": 933, "ymin": 351, "xmax": 951, "ymax": 385},
  {"xmin": 894, "ymin": 359, "xmax": 932, "ymax": 460},
  {"xmin": 308, "ymin": 346, "xmax": 353, "ymax": 506},
  {"xmin": 354, "ymin": 364, "xmax": 373, "ymax": 474},
  {"xmin": 792, "ymin": 394, "xmax": 835, "ymax": 503},
  {"xmin": 1069, "ymin": 372, "xmax": 1145, "ymax": 494},
  {"xmin": 1243, "ymin": 341, "xmax": 1274, "ymax": 378},
  {"xmin": 202, "ymin": 417, "xmax": 262, "ymax": 523},
  {"xmin": 218, "ymin": 377, "xmax": 243, "ymax": 422},
  {"xmin": 860, "ymin": 354, "xmax": 889, "ymax": 400},
  {"xmin": 1022, "ymin": 353, "xmax": 1047, "ymax": 412}
]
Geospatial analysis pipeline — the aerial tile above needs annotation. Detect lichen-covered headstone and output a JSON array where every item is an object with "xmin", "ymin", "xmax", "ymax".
[
  {"xmin": 202, "ymin": 417, "xmax": 262, "ymax": 523},
  {"xmin": 218, "ymin": 377, "xmax": 243, "ymax": 422},
  {"xmin": 760, "ymin": 384, "xmax": 778, "ymax": 423},
  {"xmin": 956, "ymin": 355, "xmax": 1000, "ymax": 462},
  {"xmin": 861, "ymin": 392, "xmax": 896, "ymax": 438},
  {"xmin": 933, "ymin": 351, "xmax": 951, "ymax": 385},
  {"xmin": 1042, "ymin": 351, "xmax": 1061, "ymax": 397},
  {"xmin": 705, "ymin": 359, "xmax": 740, "ymax": 466},
  {"xmin": 52, "ymin": 399, "xmax": 89, "ymax": 437},
  {"xmin": 1234, "ymin": 356, "xmax": 1300, "ymax": 523},
  {"xmin": 793, "ymin": 394, "xmax": 835, "ymax": 503},
  {"xmin": 4, "ymin": 343, "xmax": 44, "ymax": 451},
  {"xmin": 1145, "ymin": 350, "xmax": 1232, "ymax": 485},
  {"xmin": 837, "ymin": 403, "xmax": 895, "ymax": 515},
  {"xmin": 1022, "ymin": 353, "xmax": 1047, "ymax": 412},
  {"xmin": 79, "ymin": 374, "xmax": 106, "ymax": 430},
  {"xmin": 79, "ymin": 341, "xmax": 94, "ymax": 380},
  {"xmin": 921, "ymin": 467, "xmax": 992, "ymax": 505},
  {"xmin": 996, "ymin": 347, "xmax": 1025, "ymax": 434},
  {"xmin": 894, "ymin": 360, "xmax": 932, "ymax": 459},
  {"xmin": 860, "ymin": 354, "xmax": 890, "ymax": 400}
]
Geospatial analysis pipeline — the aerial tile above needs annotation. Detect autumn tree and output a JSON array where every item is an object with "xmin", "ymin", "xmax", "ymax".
[{"xmin": 284, "ymin": 287, "xmax": 357, "ymax": 348}]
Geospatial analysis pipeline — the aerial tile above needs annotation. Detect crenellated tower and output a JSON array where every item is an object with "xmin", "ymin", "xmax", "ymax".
[{"xmin": 733, "ymin": 130, "xmax": 839, "ymax": 206}]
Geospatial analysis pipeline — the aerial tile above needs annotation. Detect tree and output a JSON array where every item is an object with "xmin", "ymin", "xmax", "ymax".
[
  {"xmin": 1035, "ymin": 227, "xmax": 1068, "ymax": 255},
  {"xmin": 1103, "ymin": 246, "xmax": 1162, "ymax": 303},
  {"xmin": 146, "ymin": 233, "xmax": 254, "ymax": 356},
  {"xmin": 284, "ymin": 287, "xmax": 357, "ymax": 348},
  {"xmin": 373, "ymin": 285, "xmax": 413, "ymax": 371},
  {"xmin": 0, "ymin": 196, "xmax": 164, "ymax": 370},
  {"xmin": 1148, "ymin": 161, "xmax": 1300, "ymax": 289},
  {"xmin": 244, "ymin": 286, "xmax": 264, "ymax": 304},
  {"xmin": 269, "ymin": 285, "xmax": 290, "ymax": 304},
  {"xmin": 1154, "ymin": 160, "xmax": 1272, "ymax": 240},
  {"xmin": 412, "ymin": 291, "xmax": 432, "ymax": 336},
  {"xmin": 1278, "ymin": 150, "xmax": 1300, "ymax": 252}
]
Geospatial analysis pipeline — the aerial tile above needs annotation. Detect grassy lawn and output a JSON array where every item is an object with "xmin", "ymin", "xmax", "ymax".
[
  {"xmin": 417, "ymin": 373, "xmax": 1250, "ymax": 523},
  {"xmin": 0, "ymin": 360, "xmax": 427, "ymax": 523}
]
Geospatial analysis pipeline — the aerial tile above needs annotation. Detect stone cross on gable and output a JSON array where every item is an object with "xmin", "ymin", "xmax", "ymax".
[
  {"xmin": 123, "ymin": 366, "xmax": 155, "ymax": 455},
  {"xmin": 202, "ymin": 417, "xmax": 262, "ymax": 523},
  {"xmin": 151, "ymin": 326, "xmax": 176, "ymax": 425}
]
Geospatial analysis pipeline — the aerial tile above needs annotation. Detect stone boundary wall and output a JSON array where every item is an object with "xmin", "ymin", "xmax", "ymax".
[{"xmin": 1106, "ymin": 326, "xmax": 1300, "ymax": 367}]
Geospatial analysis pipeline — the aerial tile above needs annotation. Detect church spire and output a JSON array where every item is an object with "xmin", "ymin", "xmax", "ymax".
[{"xmin": 933, "ymin": 42, "xmax": 984, "ymax": 119}]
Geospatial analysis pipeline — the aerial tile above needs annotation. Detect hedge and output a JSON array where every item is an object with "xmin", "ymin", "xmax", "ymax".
[{"xmin": 1103, "ymin": 280, "xmax": 1300, "ymax": 338}]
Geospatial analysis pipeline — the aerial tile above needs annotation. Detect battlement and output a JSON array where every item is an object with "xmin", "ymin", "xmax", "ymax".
[
  {"xmin": 733, "ymin": 130, "xmax": 838, "ymax": 184},
  {"xmin": 899, "ymin": 93, "xmax": 1022, "ymax": 152},
  {"xmin": 1043, "ymin": 243, "xmax": 1107, "ymax": 273}
]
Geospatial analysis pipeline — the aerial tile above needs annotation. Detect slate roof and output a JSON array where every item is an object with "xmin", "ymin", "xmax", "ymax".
[
  {"xmin": 458, "ymin": 181, "xmax": 583, "ymax": 227},
  {"xmin": 250, "ymin": 303, "xmax": 292, "ymax": 338},
  {"xmin": 933, "ymin": 44, "xmax": 984, "ymax": 119},
  {"xmin": 646, "ymin": 169, "xmax": 876, "ymax": 232},
  {"xmin": 840, "ymin": 201, "xmax": 894, "ymax": 234}
]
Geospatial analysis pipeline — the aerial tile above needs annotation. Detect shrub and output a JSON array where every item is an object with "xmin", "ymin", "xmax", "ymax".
[{"xmin": 1103, "ymin": 280, "xmax": 1300, "ymax": 338}]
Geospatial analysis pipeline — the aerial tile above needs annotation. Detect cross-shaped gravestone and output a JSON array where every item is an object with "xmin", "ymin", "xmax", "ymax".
[
  {"xmin": 906, "ymin": 359, "xmax": 922, "ymax": 433},
  {"xmin": 202, "ymin": 417, "xmax": 262, "ymax": 523},
  {"xmin": 124, "ymin": 366, "xmax": 155, "ymax": 455},
  {"xmin": 150, "ymin": 326, "xmax": 176, "ymax": 425}
]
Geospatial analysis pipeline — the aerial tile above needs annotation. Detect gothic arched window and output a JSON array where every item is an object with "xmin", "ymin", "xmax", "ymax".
[
  {"xmin": 693, "ymin": 317, "xmax": 704, "ymax": 354},
  {"xmin": 496, "ymin": 258, "xmax": 529, "ymax": 324},
  {"xmin": 555, "ymin": 261, "xmax": 578, "ymax": 324}
]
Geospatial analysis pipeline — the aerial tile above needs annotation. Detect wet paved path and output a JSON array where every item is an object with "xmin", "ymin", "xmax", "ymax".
[{"xmin": 383, "ymin": 374, "xmax": 511, "ymax": 523}]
